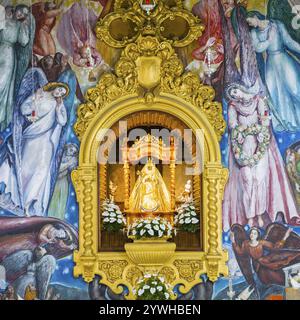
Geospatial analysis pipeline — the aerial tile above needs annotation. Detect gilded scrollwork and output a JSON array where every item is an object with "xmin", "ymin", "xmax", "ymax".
[
  {"xmin": 125, "ymin": 266, "xmax": 143, "ymax": 285},
  {"xmin": 159, "ymin": 266, "xmax": 177, "ymax": 284},
  {"xmin": 74, "ymin": 35, "xmax": 226, "ymax": 141},
  {"xmin": 173, "ymin": 260, "xmax": 204, "ymax": 283},
  {"xmin": 98, "ymin": 260, "xmax": 129, "ymax": 283},
  {"xmin": 96, "ymin": 0, "xmax": 203, "ymax": 49}
]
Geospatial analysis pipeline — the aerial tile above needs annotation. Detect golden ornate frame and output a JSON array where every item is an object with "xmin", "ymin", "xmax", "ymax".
[
  {"xmin": 72, "ymin": 0, "xmax": 228, "ymax": 299},
  {"xmin": 71, "ymin": 33, "xmax": 229, "ymax": 299}
]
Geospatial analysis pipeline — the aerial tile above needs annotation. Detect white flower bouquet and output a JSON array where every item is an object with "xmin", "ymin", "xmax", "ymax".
[
  {"xmin": 102, "ymin": 199, "xmax": 126, "ymax": 232},
  {"xmin": 175, "ymin": 202, "xmax": 199, "ymax": 233},
  {"xmin": 133, "ymin": 273, "xmax": 172, "ymax": 300},
  {"xmin": 127, "ymin": 216, "xmax": 173, "ymax": 240}
]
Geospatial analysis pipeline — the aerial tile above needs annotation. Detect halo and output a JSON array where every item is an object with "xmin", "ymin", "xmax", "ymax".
[{"xmin": 43, "ymin": 82, "xmax": 70, "ymax": 98}]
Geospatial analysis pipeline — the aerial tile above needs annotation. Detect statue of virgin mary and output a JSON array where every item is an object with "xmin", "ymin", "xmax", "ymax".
[{"xmin": 129, "ymin": 159, "xmax": 171, "ymax": 213}]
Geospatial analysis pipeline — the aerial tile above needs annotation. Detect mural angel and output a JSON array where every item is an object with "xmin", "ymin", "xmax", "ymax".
[
  {"xmin": 12, "ymin": 55, "xmax": 48, "ymax": 212},
  {"xmin": 32, "ymin": 1, "xmax": 63, "ymax": 56},
  {"xmin": 0, "ymin": 5, "xmax": 35, "ymax": 132},
  {"xmin": 19, "ymin": 83, "xmax": 68, "ymax": 216},
  {"xmin": 231, "ymin": 223, "xmax": 300, "ymax": 291},
  {"xmin": 0, "ymin": 216, "xmax": 78, "ymax": 299},
  {"xmin": 220, "ymin": 3, "xmax": 299, "ymax": 231},
  {"xmin": 56, "ymin": 1, "xmax": 102, "ymax": 68},
  {"xmin": 0, "ymin": 81, "xmax": 69, "ymax": 217},
  {"xmin": 246, "ymin": 1, "xmax": 300, "ymax": 132}
]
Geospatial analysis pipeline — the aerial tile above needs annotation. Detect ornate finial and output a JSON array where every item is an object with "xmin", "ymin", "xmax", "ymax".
[
  {"xmin": 96, "ymin": 0, "xmax": 204, "ymax": 48},
  {"xmin": 140, "ymin": 0, "xmax": 156, "ymax": 15}
]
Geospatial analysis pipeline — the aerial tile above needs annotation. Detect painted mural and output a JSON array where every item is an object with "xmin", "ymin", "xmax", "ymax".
[{"xmin": 1, "ymin": 0, "xmax": 300, "ymax": 301}]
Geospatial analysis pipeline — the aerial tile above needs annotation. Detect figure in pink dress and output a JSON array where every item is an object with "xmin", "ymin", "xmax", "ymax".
[
  {"xmin": 221, "ymin": 4, "xmax": 299, "ymax": 231},
  {"xmin": 223, "ymin": 82, "xmax": 299, "ymax": 231}
]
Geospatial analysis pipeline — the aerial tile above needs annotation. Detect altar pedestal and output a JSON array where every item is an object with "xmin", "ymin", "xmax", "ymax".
[{"xmin": 125, "ymin": 240, "xmax": 176, "ymax": 270}]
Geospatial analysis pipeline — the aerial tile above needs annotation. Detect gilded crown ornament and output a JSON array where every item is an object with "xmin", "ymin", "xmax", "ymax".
[
  {"xmin": 95, "ymin": 0, "xmax": 204, "ymax": 48},
  {"xmin": 140, "ymin": 0, "xmax": 157, "ymax": 15}
]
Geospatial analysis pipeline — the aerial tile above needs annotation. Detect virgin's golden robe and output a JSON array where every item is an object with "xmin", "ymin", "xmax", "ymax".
[{"xmin": 128, "ymin": 159, "xmax": 171, "ymax": 213}]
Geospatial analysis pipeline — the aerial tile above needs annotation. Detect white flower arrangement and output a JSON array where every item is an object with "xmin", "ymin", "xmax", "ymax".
[
  {"xmin": 127, "ymin": 216, "xmax": 173, "ymax": 240},
  {"xmin": 175, "ymin": 202, "xmax": 199, "ymax": 233},
  {"xmin": 133, "ymin": 273, "xmax": 172, "ymax": 300},
  {"xmin": 102, "ymin": 199, "xmax": 126, "ymax": 232}
]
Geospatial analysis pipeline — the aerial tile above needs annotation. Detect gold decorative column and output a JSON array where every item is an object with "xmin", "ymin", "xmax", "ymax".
[
  {"xmin": 124, "ymin": 159, "xmax": 130, "ymax": 210},
  {"xmin": 99, "ymin": 164, "xmax": 107, "ymax": 205},
  {"xmin": 170, "ymin": 163, "xmax": 176, "ymax": 211},
  {"xmin": 170, "ymin": 137, "xmax": 176, "ymax": 210},
  {"xmin": 72, "ymin": 166, "xmax": 98, "ymax": 283},
  {"xmin": 192, "ymin": 155, "xmax": 202, "ymax": 213},
  {"xmin": 203, "ymin": 163, "xmax": 229, "ymax": 281}
]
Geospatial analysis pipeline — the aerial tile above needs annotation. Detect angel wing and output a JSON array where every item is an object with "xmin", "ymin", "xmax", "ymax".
[
  {"xmin": 15, "ymin": 68, "xmax": 48, "ymax": 109},
  {"xmin": 14, "ymin": 12, "xmax": 36, "ymax": 98},
  {"xmin": 264, "ymin": 222, "xmax": 300, "ymax": 250},
  {"xmin": 231, "ymin": 224, "xmax": 256, "ymax": 287},
  {"xmin": 35, "ymin": 254, "xmax": 56, "ymax": 300},
  {"xmin": 1, "ymin": 250, "xmax": 33, "ymax": 282}
]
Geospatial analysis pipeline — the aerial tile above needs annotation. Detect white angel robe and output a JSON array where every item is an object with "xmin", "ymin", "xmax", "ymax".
[{"xmin": 20, "ymin": 89, "xmax": 67, "ymax": 216}]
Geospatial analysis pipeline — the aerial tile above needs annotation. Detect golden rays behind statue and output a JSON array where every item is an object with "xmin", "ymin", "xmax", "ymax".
[{"xmin": 129, "ymin": 159, "xmax": 171, "ymax": 213}]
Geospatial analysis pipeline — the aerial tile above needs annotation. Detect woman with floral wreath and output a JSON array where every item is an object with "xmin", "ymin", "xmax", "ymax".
[
  {"xmin": 221, "ymin": 4, "xmax": 299, "ymax": 231},
  {"xmin": 223, "ymin": 81, "xmax": 299, "ymax": 231}
]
